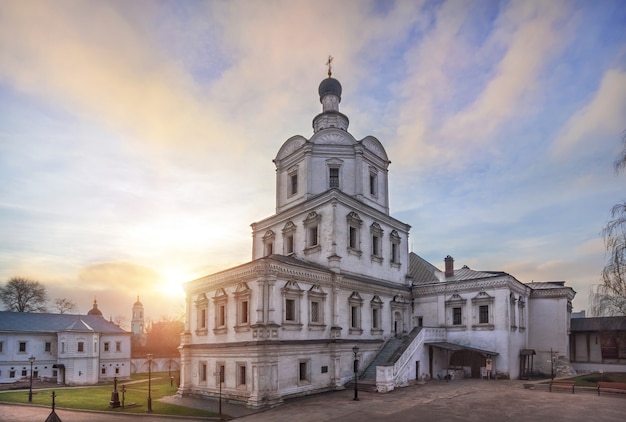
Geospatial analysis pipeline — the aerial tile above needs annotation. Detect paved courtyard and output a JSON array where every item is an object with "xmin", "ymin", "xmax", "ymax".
[{"xmin": 1, "ymin": 379, "xmax": 625, "ymax": 421}]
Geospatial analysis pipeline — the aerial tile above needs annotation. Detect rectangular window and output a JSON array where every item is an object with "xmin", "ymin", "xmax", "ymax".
[
  {"xmin": 116, "ymin": 341, "xmax": 121, "ymax": 352},
  {"xmin": 479, "ymin": 305, "xmax": 489, "ymax": 324},
  {"xmin": 351, "ymin": 306, "xmax": 359, "ymax": 328},
  {"xmin": 453, "ymin": 307, "xmax": 462, "ymax": 325},
  {"xmin": 115, "ymin": 367, "xmax": 120, "ymax": 374},
  {"xmin": 238, "ymin": 365, "xmax": 246, "ymax": 386},
  {"xmin": 22, "ymin": 369, "xmax": 27, "ymax": 377},
  {"xmin": 329, "ymin": 168, "xmax": 339, "ymax": 188},
  {"xmin": 101, "ymin": 367, "xmax": 106, "ymax": 375},
  {"xmin": 369, "ymin": 173, "xmax": 377, "ymax": 195},
  {"xmin": 391, "ymin": 243, "xmax": 397, "ymax": 263},
  {"xmin": 10, "ymin": 370, "xmax": 15, "ymax": 378},
  {"xmin": 285, "ymin": 299, "xmax": 296, "ymax": 321},
  {"xmin": 349, "ymin": 226, "xmax": 357, "ymax": 249},
  {"xmin": 45, "ymin": 342, "xmax": 51, "ymax": 352},
  {"xmin": 308, "ymin": 226, "xmax": 318, "ymax": 247},
  {"xmin": 286, "ymin": 234, "xmax": 294, "ymax": 254},
  {"xmin": 61, "ymin": 342, "xmax": 65, "ymax": 354},
  {"xmin": 104, "ymin": 342, "xmax": 110, "ymax": 352},
  {"xmin": 0, "ymin": 341, "xmax": 3, "ymax": 353},
  {"xmin": 321, "ymin": 366, "xmax": 328, "ymax": 374},
  {"xmin": 201, "ymin": 308, "xmax": 207, "ymax": 328},
  {"xmin": 372, "ymin": 308, "xmax": 379, "ymax": 329},
  {"xmin": 372, "ymin": 235, "xmax": 379, "ymax": 256},
  {"xmin": 218, "ymin": 304, "xmax": 226, "ymax": 327},
  {"xmin": 19, "ymin": 342, "xmax": 26, "ymax": 352},
  {"xmin": 33, "ymin": 370, "xmax": 39, "ymax": 378},
  {"xmin": 241, "ymin": 300, "xmax": 249, "ymax": 324},
  {"xmin": 200, "ymin": 363, "xmax": 207, "ymax": 382},
  {"xmin": 311, "ymin": 301, "xmax": 320, "ymax": 323},
  {"xmin": 290, "ymin": 173, "xmax": 298, "ymax": 195},
  {"xmin": 77, "ymin": 342, "xmax": 84, "ymax": 352},
  {"xmin": 299, "ymin": 361, "xmax": 308, "ymax": 381}
]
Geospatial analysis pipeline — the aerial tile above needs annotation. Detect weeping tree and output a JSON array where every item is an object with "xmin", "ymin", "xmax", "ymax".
[{"xmin": 591, "ymin": 133, "xmax": 626, "ymax": 316}]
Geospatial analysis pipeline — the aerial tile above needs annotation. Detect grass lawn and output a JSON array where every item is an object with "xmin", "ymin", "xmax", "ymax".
[
  {"xmin": 567, "ymin": 372, "xmax": 626, "ymax": 387},
  {"xmin": 0, "ymin": 372, "xmax": 218, "ymax": 417},
  {"xmin": 539, "ymin": 372, "xmax": 626, "ymax": 386}
]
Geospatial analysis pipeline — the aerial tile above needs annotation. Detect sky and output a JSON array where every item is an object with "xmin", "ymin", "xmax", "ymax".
[{"xmin": 0, "ymin": 0, "xmax": 625, "ymax": 324}]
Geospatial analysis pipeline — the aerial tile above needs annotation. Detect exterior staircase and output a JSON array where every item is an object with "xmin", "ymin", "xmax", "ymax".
[
  {"xmin": 360, "ymin": 337, "xmax": 403, "ymax": 381},
  {"xmin": 346, "ymin": 328, "xmax": 423, "ymax": 392}
]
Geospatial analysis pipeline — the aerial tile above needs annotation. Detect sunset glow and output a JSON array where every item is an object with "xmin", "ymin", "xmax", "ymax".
[{"xmin": 0, "ymin": 1, "xmax": 625, "ymax": 320}]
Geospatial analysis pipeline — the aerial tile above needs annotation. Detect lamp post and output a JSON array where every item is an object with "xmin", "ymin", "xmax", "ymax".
[
  {"xmin": 214, "ymin": 366, "xmax": 224, "ymax": 420},
  {"xmin": 352, "ymin": 346, "xmax": 359, "ymax": 401},
  {"xmin": 146, "ymin": 353, "xmax": 153, "ymax": 412},
  {"xmin": 28, "ymin": 355, "xmax": 36, "ymax": 403}
]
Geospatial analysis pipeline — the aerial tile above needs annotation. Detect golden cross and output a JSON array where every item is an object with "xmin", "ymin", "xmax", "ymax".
[{"xmin": 326, "ymin": 55, "xmax": 334, "ymax": 77}]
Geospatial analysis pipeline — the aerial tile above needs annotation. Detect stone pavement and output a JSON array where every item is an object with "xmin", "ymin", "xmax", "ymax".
[{"xmin": 2, "ymin": 379, "xmax": 625, "ymax": 421}]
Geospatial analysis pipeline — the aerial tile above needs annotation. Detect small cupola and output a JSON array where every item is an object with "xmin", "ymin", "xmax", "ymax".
[
  {"xmin": 87, "ymin": 298, "xmax": 103, "ymax": 317},
  {"xmin": 313, "ymin": 56, "xmax": 349, "ymax": 132}
]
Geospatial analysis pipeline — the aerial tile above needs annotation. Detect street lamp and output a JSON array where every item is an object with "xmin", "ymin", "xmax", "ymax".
[
  {"xmin": 28, "ymin": 355, "xmax": 36, "ymax": 403},
  {"xmin": 352, "ymin": 346, "xmax": 359, "ymax": 401},
  {"xmin": 146, "ymin": 353, "xmax": 153, "ymax": 413},
  {"xmin": 214, "ymin": 366, "xmax": 224, "ymax": 420}
]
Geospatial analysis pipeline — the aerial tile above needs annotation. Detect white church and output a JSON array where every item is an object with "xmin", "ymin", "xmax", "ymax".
[{"xmin": 178, "ymin": 69, "xmax": 575, "ymax": 408}]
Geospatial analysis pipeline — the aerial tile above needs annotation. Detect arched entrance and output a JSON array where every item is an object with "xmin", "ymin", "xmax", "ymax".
[{"xmin": 450, "ymin": 349, "xmax": 486, "ymax": 378}]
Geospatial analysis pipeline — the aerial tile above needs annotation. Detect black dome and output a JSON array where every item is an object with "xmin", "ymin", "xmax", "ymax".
[{"xmin": 318, "ymin": 77, "xmax": 342, "ymax": 102}]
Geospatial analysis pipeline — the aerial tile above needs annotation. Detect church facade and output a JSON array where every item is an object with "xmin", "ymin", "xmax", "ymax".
[{"xmin": 178, "ymin": 71, "xmax": 575, "ymax": 407}]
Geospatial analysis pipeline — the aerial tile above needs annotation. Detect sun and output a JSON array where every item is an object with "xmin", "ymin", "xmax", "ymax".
[{"xmin": 158, "ymin": 267, "xmax": 188, "ymax": 297}]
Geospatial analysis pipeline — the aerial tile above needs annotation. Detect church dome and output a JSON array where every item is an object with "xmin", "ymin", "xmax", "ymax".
[
  {"xmin": 87, "ymin": 298, "xmax": 103, "ymax": 316},
  {"xmin": 133, "ymin": 295, "xmax": 143, "ymax": 307},
  {"xmin": 318, "ymin": 77, "xmax": 342, "ymax": 102}
]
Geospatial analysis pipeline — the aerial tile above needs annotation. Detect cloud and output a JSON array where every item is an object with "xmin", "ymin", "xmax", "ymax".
[
  {"xmin": 0, "ymin": 1, "xmax": 234, "ymax": 156},
  {"xmin": 77, "ymin": 261, "xmax": 159, "ymax": 293},
  {"xmin": 391, "ymin": 0, "xmax": 573, "ymax": 170},
  {"xmin": 551, "ymin": 69, "xmax": 626, "ymax": 157}
]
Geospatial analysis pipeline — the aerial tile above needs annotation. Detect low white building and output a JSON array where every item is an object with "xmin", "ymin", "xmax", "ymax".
[
  {"xmin": 178, "ymin": 72, "xmax": 576, "ymax": 408},
  {"xmin": 0, "ymin": 308, "xmax": 131, "ymax": 385}
]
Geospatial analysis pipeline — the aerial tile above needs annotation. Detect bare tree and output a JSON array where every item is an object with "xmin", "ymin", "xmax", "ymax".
[
  {"xmin": 53, "ymin": 298, "xmax": 77, "ymax": 314},
  {"xmin": 592, "ymin": 132, "xmax": 626, "ymax": 316},
  {"xmin": 0, "ymin": 277, "xmax": 48, "ymax": 312}
]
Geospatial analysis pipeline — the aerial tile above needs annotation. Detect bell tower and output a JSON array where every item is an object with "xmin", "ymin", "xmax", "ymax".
[{"xmin": 131, "ymin": 296, "xmax": 144, "ymax": 336}]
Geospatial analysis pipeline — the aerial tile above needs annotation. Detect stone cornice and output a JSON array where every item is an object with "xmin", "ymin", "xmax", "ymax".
[
  {"xmin": 251, "ymin": 189, "xmax": 410, "ymax": 233},
  {"xmin": 186, "ymin": 256, "xmax": 410, "ymax": 298},
  {"xmin": 529, "ymin": 287, "xmax": 576, "ymax": 300},
  {"xmin": 412, "ymin": 275, "xmax": 529, "ymax": 296}
]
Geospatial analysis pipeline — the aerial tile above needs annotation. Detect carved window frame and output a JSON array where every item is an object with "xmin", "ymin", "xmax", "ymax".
[
  {"xmin": 346, "ymin": 211, "xmax": 363, "ymax": 257},
  {"xmin": 282, "ymin": 221, "xmax": 296, "ymax": 255},
  {"xmin": 288, "ymin": 165, "xmax": 299, "ymax": 197},
  {"xmin": 389, "ymin": 230, "xmax": 401, "ymax": 268},
  {"xmin": 370, "ymin": 222, "xmax": 383, "ymax": 263},
  {"xmin": 234, "ymin": 282, "xmax": 251, "ymax": 333},
  {"xmin": 349, "ymin": 291, "xmax": 363, "ymax": 335},
  {"xmin": 212, "ymin": 288, "xmax": 228, "ymax": 335},
  {"xmin": 282, "ymin": 281, "xmax": 303, "ymax": 330},
  {"xmin": 262, "ymin": 230, "xmax": 275, "ymax": 257},
  {"xmin": 369, "ymin": 166, "xmax": 378, "ymax": 198},
  {"xmin": 471, "ymin": 291, "xmax": 495, "ymax": 330},
  {"xmin": 303, "ymin": 212, "xmax": 321, "ymax": 254},
  {"xmin": 370, "ymin": 295, "xmax": 383, "ymax": 335},
  {"xmin": 445, "ymin": 293, "xmax": 467, "ymax": 331},
  {"xmin": 307, "ymin": 285, "xmax": 327, "ymax": 330},
  {"xmin": 194, "ymin": 293, "xmax": 209, "ymax": 336}
]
